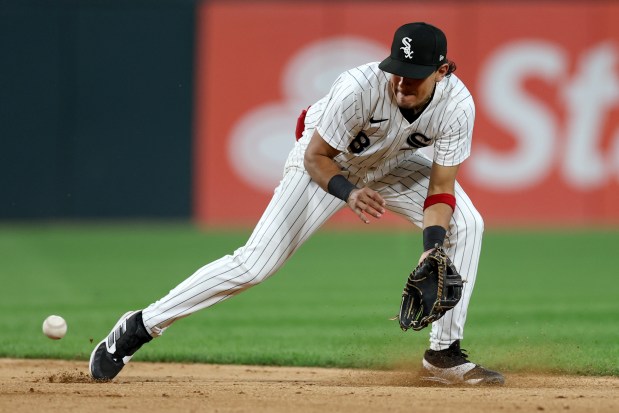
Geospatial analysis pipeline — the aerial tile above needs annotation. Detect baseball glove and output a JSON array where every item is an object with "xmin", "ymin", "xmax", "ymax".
[{"xmin": 398, "ymin": 245, "xmax": 463, "ymax": 331}]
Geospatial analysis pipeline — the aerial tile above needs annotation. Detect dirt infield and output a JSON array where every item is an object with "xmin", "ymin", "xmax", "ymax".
[{"xmin": 1, "ymin": 359, "xmax": 617, "ymax": 413}]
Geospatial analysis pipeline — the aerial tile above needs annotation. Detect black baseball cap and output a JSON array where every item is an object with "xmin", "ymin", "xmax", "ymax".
[{"xmin": 379, "ymin": 22, "xmax": 447, "ymax": 79}]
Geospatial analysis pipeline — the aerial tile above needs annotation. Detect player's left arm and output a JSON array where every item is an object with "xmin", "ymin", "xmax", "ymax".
[
  {"xmin": 421, "ymin": 91, "xmax": 474, "ymax": 260},
  {"xmin": 418, "ymin": 162, "xmax": 460, "ymax": 263},
  {"xmin": 424, "ymin": 163, "xmax": 459, "ymax": 229}
]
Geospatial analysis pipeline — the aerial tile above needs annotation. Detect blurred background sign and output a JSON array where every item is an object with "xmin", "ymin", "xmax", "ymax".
[
  {"xmin": 195, "ymin": 0, "xmax": 619, "ymax": 226},
  {"xmin": 2, "ymin": 0, "xmax": 618, "ymax": 227}
]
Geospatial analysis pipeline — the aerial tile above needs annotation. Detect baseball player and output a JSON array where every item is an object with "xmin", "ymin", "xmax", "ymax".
[{"xmin": 90, "ymin": 22, "xmax": 504, "ymax": 385}]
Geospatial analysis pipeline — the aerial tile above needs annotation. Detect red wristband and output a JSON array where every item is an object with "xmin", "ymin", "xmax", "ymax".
[{"xmin": 423, "ymin": 193, "xmax": 456, "ymax": 211}]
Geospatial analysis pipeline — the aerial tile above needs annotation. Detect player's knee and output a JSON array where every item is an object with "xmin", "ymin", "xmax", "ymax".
[
  {"xmin": 472, "ymin": 209, "xmax": 484, "ymax": 235},
  {"xmin": 241, "ymin": 268, "xmax": 271, "ymax": 286},
  {"xmin": 452, "ymin": 207, "xmax": 484, "ymax": 241},
  {"xmin": 231, "ymin": 250, "xmax": 274, "ymax": 286}
]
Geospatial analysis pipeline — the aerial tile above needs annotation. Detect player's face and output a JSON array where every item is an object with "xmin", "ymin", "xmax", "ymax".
[{"xmin": 391, "ymin": 73, "xmax": 437, "ymax": 110}]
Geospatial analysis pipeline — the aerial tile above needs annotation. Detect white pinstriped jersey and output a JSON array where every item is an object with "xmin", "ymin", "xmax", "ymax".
[
  {"xmin": 140, "ymin": 66, "xmax": 484, "ymax": 353},
  {"xmin": 285, "ymin": 62, "xmax": 475, "ymax": 183}
]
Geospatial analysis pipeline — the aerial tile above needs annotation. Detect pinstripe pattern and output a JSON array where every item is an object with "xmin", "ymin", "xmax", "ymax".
[
  {"xmin": 371, "ymin": 151, "xmax": 483, "ymax": 350},
  {"xmin": 285, "ymin": 62, "xmax": 474, "ymax": 181},
  {"xmin": 142, "ymin": 169, "xmax": 345, "ymax": 332},
  {"xmin": 142, "ymin": 62, "xmax": 483, "ymax": 352}
]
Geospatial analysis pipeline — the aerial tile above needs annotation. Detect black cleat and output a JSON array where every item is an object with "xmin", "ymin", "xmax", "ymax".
[
  {"xmin": 89, "ymin": 310, "xmax": 152, "ymax": 381},
  {"xmin": 422, "ymin": 340, "xmax": 505, "ymax": 386}
]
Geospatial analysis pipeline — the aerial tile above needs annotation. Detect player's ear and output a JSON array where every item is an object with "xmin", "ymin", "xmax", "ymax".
[{"xmin": 434, "ymin": 64, "xmax": 449, "ymax": 82}]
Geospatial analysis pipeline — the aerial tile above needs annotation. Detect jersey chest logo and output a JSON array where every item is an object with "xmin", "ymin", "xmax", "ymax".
[{"xmin": 407, "ymin": 132, "xmax": 432, "ymax": 148}]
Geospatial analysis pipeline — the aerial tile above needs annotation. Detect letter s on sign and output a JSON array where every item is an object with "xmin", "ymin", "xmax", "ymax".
[{"xmin": 469, "ymin": 41, "xmax": 567, "ymax": 191}]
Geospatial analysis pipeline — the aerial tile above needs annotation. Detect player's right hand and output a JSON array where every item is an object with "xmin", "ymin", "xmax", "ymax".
[{"xmin": 347, "ymin": 187, "xmax": 386, "ymax": 224}]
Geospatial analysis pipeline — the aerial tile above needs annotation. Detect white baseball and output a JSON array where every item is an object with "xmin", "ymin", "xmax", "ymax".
[{"xmin": 42, "ymin": 315, "xmax": 67, "ymax": 340}]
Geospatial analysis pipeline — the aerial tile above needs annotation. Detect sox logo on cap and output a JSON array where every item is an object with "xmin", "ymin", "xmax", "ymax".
[{"xmin": 401, "ymin": 37, "xmax": 413, "ymax": 59}]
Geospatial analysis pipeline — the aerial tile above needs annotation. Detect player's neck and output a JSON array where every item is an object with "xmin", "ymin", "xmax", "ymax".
[{"xmin": 400, "ymin": 86, "xmax": 435, "ymax": 123}]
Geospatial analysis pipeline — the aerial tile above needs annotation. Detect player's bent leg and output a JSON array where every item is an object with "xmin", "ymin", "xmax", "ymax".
[
  {"xmin": 421, "ymin": 185, "xmax": 504, "ymax": 385},
  {"xmin": 373, "ymin": 154, "xmax": 503, "ymax": 385},
  {"xmin": 429, "ymin": 182, "xmax": 484, "ymax": 350},
  {"xmin": 90, "ymin": 168, "xmax": 344, "ymax": 380},
  {"xmin": 140, "ymin": 168, "xmax": 343, "ymax": 333}
]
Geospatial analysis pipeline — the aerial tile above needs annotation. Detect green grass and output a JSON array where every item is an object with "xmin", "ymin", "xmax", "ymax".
[{"xmin": 0, "ymin": 223, "xmax": 617, "ymax": 376}]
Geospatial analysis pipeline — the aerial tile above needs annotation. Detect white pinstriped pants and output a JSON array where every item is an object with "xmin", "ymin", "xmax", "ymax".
[{"xmin": 142, "ymin": 152, "xmax": 484, "ymax": 351}]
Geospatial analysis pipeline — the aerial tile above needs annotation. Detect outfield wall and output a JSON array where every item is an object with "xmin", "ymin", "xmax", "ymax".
[
  {"xmin": 0, "ymin": 0, "xmax": 195, "ymax": 219},
  {"xmin": 1, "ymin": 1, "xmax": 618, "ymax": 227},
  {"xmin": 194, "ymin": 0, "xmax": 619, "ymax": 227}
]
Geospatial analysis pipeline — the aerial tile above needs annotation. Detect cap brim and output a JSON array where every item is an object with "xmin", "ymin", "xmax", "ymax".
[{"xmin": 379, "ymin": 57, "xmax": 436, "ymax": 79}]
